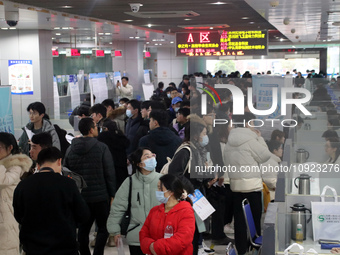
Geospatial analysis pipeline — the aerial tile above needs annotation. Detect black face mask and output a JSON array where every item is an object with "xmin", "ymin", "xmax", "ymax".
[{"xmin": 39, "ymin": 167, "xmax": 55, "ymax": 173}]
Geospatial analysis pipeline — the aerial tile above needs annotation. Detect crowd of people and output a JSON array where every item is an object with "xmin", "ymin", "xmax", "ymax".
[{"xmin": 1, "ymin": 70, "xmax": 340, "ymax": 255}]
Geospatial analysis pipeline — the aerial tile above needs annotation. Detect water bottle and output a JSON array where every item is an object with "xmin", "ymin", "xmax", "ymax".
[
  {"xmin": 295, "ymin": 223, "xmax": 303, "ymax": 244},
  {"xmin": 164, "ymin": 223, "xmax": 173, "ymax": 239}
]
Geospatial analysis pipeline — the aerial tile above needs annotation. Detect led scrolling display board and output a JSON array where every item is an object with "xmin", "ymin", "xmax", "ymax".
[{"xmin": 176, "ymin": 31, "xmax": 268, "ymax": 57}]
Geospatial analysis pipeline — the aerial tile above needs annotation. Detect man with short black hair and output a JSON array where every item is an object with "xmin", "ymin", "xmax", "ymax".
[
  {"xmin": 13, "ymin": 147, "xmax": 90, "ymax": 255},
  {"xmin": 19, "ymin": 101, "xmax": 60, "ymax": 155},
  {"xmin": 170, "ymin": 108, "xmax": 190, "ymax": 140},
  {"xmin": 139, "ymin": 109, "xmax": 182, "ymax": 172},
  {"xmin": 125, "ymin": 99, "xmax": 143, "ymax": 154},
  {"xmin": 116, "ymin": 76, "xmax": 133, "ymax": 99},
  {"xmin": 64, "ymin": 118, "xmax": 116, "ymax": 255},
  {"xmin": 102, "ymin": 99, "xmax": 115, "ymax": 116},
  {"xmin": 69, "ymin": 94, "xmax": 95, "ymax": 128},
  {"xmin": 89, "ymin": 103, "xmax": 107, "ymax": 132}
]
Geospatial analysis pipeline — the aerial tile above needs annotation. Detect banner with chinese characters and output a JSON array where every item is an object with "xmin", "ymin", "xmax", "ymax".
[
  {"xmin": 0, "ymin": 86, "xmax": 14, "ymax": 134},
  {"xmin": 176, "ymin": 31, "xmax": 267, "ymax": 57},
  {"xmin": 8, "ymin": 60, "xmax": 33, "ymax": 94}
]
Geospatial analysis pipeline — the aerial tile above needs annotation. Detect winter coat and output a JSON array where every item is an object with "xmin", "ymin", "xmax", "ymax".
[
  {"xmin": 139, "ymin": 201, "xmax": 195, "ymax": 255},
  {"xmin": 64, "ymin": 137, "xmax": 116, "ymax": 203},
  {"xmin": 261, "ymin": 154, "xmax": 281, "ymax": 200},
  {"xmin": 0, "ymin": 154, "xmax": 32, "ymax": 255},
  {"xmin": 107, "ymin": 107, "xmax": 126, "ymax": 134},
  {"xmin": 107, "ymin": 170, "xmax": 162, "ymax": 246},
  {"xmin": 125, "ymin": 115, "xmax": 143, "ymax": 155},
  {"xmin": 116, "ymin": 84, "xmax": 134, "ymax": 99},
  {"xmin": 19, "ymin": 119, "xmax": 61, "ymax": 155},
  {"xmin": 97, "ymin": 130, "xmax": 129, "ymax": 189},
  {"xmin": 132, "ymin": 119, "xmax": 150, "ymax": 153},
  {"xmin": 171, "ymin": 122, "xmax": 185, "ymax": 140},
  {"xmin": 139, "ymin": 127, "xmax": 182, "ymax": 172},
  {"xmin": 223, "ymin": 128, "xmax": 272, "ymax": 193}
]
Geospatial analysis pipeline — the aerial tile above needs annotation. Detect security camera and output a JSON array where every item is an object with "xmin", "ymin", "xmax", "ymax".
[
  {"xmin": 5, "ymin": 11, "xmax": 19, "ymax": 27},
  {"xmin": 129, "ymin": 3, "xmax": 143, "ymax": 13}
]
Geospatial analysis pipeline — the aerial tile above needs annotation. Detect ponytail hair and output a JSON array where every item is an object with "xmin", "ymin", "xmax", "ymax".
[{"xmin": 159, "ymin": 174, "xmax": 193, "ymax": 206}]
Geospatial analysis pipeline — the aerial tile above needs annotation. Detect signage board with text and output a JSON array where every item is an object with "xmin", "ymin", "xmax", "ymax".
[{"xmin": 176, "ymin": 30, "xmax": 268, "ymax": 57}]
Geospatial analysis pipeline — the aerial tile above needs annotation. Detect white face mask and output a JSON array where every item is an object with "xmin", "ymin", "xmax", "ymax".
[{"xmin": 126, "ymin": 109, "xmax": 133, "ymax": 118}]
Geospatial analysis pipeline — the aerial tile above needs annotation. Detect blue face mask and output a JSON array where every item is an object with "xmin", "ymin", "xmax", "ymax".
[
  {"xmin": 126, "ymin": 109, "xmax": 133, "ymax": 118},
  {"xmin": 167, "ymin": 94, "xmax": 171, "ymax": 99},
  {"xmin": 156, "ymin": 190, "xmax": 170, "ymax": 204},
  {"xmin": 200, "ymin": 135, "xmax": 209, "ymax": 147},
  {"xmin": 174, "ymin": 107, "xmax": 180, "ymax": 113},
  {"xmin": 143, "ymin": 157, "xmax": 157, "ymax": 171}
]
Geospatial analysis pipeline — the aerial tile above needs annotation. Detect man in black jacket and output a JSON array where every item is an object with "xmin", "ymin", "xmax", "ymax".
[
  {"xmin": 64, "ymin": 118, "xmax": 116, "ymax": 255},
  {"xmin": 139, "ymin": 109, "xmax": 182, "ymax": 172},
  {"xmin": 13, "ymin": 147, "xmax": 90, "ymax": 255},
  {"xmin": 125, "ymin": 99, "xmax": 143, "ymax": 154}
]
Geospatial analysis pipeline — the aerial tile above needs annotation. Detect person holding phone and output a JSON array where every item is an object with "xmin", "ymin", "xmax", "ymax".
[{"xmin": 116, "ymin": 77, "xmax": 134, "ymax": 100}]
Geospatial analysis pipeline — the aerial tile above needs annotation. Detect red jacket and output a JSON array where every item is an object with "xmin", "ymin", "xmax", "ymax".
[{"xmin": 140, "ymin": 201, "xmax": 195, "ymax": 255}]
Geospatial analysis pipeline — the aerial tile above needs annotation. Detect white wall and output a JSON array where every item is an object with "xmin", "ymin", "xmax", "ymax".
[
  {"xmin": 0, "ymin": 29, "xmax": 53, "ymax": 133},
  {"xmin": 156, "ymin": 47, "xmax": 188, "ymax": 88}
]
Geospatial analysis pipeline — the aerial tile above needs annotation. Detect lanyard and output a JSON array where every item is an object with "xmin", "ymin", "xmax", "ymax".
[{"xmin": 39, "ymin": 167, "xmax": 55, "ymax": 173}]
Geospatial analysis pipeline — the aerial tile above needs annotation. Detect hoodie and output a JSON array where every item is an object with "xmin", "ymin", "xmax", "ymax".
[
  {"xmin": 64, "ymin": 137, "xmax": 116, "ymax": 202},
  {"xmin": 223, "ymin": 128, "xmax": 272, "ymax": 193},
  {"xmin": 139, "ymin": 127, "xmax": 182, "ymax": 172}
]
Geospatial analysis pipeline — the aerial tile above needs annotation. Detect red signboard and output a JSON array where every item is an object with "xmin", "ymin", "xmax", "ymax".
[
  {"xmin": 96, "ymin": 50, "xmax": 105, "ymax": 57},
  {"xmin": 115, "ymin": 50, "xmax": 122, "ymax": 57},
  {"xmin": 52, "ymin": 49, "xmax": 59, "ymax": 57},
  {"xmin": 144, "ymin": 51, "xmax": 151, "ymax": 58}
]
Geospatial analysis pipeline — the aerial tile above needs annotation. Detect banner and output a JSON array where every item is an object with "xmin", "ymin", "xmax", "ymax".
[
  {"xmin": 0, "ymin": 86, "xmax": 14, "ymax": 134},
  {"xmin": 69, "ymin": 75, "xmax": 80, "ymax": 110},
  {"xmin": 53, "ymin": 77, "xmax": 60, "ymax": 120},
  {"xmin": 89, "ymin": 73, "xmax": 108, "ymax": 104},
  {"xmin": 9, "ymin": 60, "xmax": 33, "ymax": 95}
]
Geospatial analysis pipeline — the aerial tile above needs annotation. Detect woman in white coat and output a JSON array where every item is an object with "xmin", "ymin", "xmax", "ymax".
[{"xmin": 0, "ymin": 132, "xmax": 32, "ymax": 255}]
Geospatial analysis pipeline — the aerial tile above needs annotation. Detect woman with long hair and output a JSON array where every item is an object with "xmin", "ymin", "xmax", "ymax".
[{"xmin": 0, "ymin": 132, "xmax": 32, "ymax": 255}]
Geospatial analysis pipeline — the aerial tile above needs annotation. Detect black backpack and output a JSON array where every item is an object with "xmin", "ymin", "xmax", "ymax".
[{"xmin": 53, "ymin": 124, "xmax": 70, "ymax": 157}]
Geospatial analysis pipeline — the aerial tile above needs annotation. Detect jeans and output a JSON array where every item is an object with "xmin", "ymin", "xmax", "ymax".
[{"xmin": 78, "ymin": 200, "xmax": 110, "ymax": 255}]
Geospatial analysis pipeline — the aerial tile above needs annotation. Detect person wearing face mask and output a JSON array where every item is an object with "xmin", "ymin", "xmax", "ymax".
[
  {"xmin": 125, "ymin": 100, "xmax": 143, "ymax": 155},
  {"xmin": 167, "ymin": 97, "xmax": 183, "ymax": 124},
  {"xmin": 223, "ymin": 112, "xmax": 272, "ymax": 255},
  {"xmin": 107, "ymin": 148, "xmax": 162, "ymax": 255},
  {"xmin": 139, "ymin": 174, "xmax": 195, "ymax": 255}
]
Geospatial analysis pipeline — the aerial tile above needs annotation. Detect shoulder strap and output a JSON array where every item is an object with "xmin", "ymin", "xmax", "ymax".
[{"xmin": 127, "ymin": 176, "xmax": 132, "ymax": 213}]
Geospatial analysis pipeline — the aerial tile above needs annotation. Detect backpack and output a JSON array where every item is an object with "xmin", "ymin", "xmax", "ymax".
[
  {"xmin": 53, "ymin": 124, "xmax": 70, "ymax": 157},
  {"xmin": 160, "ymin": 143, "xmax": 191, "ymax": 174}
]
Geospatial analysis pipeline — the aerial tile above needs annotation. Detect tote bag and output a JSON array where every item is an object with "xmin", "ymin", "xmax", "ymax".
[{"xmin": 311, "ymin": 185, "xmax": 340, "ymax": 241}]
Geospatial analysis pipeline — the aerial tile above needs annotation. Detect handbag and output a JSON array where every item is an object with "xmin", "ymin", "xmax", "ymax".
[
  {"xmin": 160, "ymin": 143, "xmax": 191, "ymax": 174},
  {"xmin": 311, "ymin": 185, "xmax": 340, "ymax": 241},
  {"xmin": 120, "ymin": 176, "xmax": 132, "ymax": 236}
]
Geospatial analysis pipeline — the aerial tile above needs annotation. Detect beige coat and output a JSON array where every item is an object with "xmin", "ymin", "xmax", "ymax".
[
  {"xmin": 115, "ymin": 84, "xmax": 134, "ymax": 100},
  {"xmin": 0, "ymin": 154, "xmax": 32, "ymax": 255}
]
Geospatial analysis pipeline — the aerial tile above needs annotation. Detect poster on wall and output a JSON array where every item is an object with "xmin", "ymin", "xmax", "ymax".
[
  {"xmin": 69, "ymin": 75, "xmax": 80, "ymax": 110},
  {"xmin": 0, "ymin": 86, "xmax": 15, "ymax": 134},
  {"xmin": 142, "ymin": 83, "xmax": 155, "ymax": 100},
  {"xmin": 89, "ymin": 73, "xmax": 108, "ymax": 104},
  {"xmin": 8, "ymin": 60, "xmax": 33, "ymax": 95},
  {"xmin": 144, "ymin": 70, "xmax": 151, "ymax": 84},
  {"xmin": 53, "ymin": 77, "xmax": 60, "ymax": 120}
]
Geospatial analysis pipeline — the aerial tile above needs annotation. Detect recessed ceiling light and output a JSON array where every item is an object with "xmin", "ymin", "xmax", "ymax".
[
  {"xmin": 54, "ymin": 27, "xmax": 60, "ymax": 30},
  {"xmin": 170, "ymin": 41, "xmax": 174, "ymax": 44},
  {"xmin": 155, "ymin": 43, "xmax": 159, "ymax": 45},
  {"xmin": 129, "ymin": 37, "xmax": 134, "ymax": 39},
  {"xmin": 105, "ymin": 33, "xmax": 111, "ymax": 35},
  {"xmin": 209, "ymin": 2, "xmax": 228, "ymax": 5},
  {"xmin": 323, "ymin": 40, "xmax": 326, "ymax": 42},
  {"xmin": 242, "ymin": 17, "xmax": 249, "ymax": 20},
  {"xmin": 123, "ymin": 20, "xmax": 133, "ymax": 22},
  {"xmin": 1, "ymin": 28, "xmax": 8, "ymax": 30},
  {"xmin": 249, "ymin": 22, "xmax": 255, "ymax": 24},
  {"xmin": 135, "ymin": 36, "xmax": 140, "ymax": 39},
  {"xmin": 98, "ymin": 33, "xmax": 104, "ymax": 35},
  {"xmin": 62, "ymin": 27, "xmax": 69, "ymax": 30},
  {"xmin": 92, "ymin": 37, "xmax": 96, "ymax": 39},
  {"xmin": 109, "ymin": 42, "xmax": 112, "ymax": 44},
  {"xmin": 52, "ymin": 37, "xmax": 56, "ymax": 39},
  {"xmin": 147, "ymin": 24, "xmax": 152, "ymax": 28},
  {"xmin": 210, "ymin": 27, "xmax": 214, "ymax": 29},
  {"xmin": 159, "ymin": 44, "xmax": 162, "ymax": 45},
  {"xmin": 184, "ymin": 19, "xmax": 192, "ymax": 21},
  {"xmin": 87, "ymin": 37, "xmax": 91, "ymax": 39},
  {"xmin": 280, "ymin": 38, "xmax": 283, "ymax": 41},
  {"xmin": 146, "ymin": 42, "xmax": 150, "ymax": 44},
  {"xmin": 56, "ymin": 33, "xmax": 61, "ymax": 35},
  {"xmin": 292, "ymin": 46, "xmax": 296, "ymax": 48},
  {"xmin": 9, "ymin": 27, "xmax": 16, "ymax": 30},
  {"xmin": 60, "ymin": 5, "xmax": 73, "ymax": 8}
]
